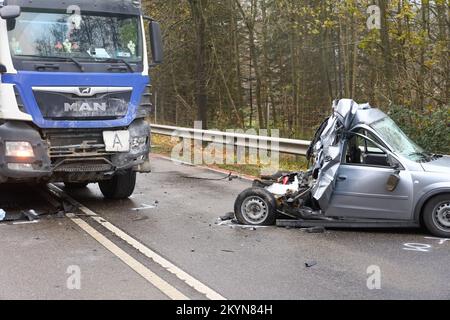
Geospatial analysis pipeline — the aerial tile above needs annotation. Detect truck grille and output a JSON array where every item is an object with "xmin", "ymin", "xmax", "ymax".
[
  {"xmin": 33, "ymin": 88, "xmax": 131, "ymax": 120},
  {"xmin": 43, "ymin": 130, "xmax": 112, "ymax": 160},
  {"xmin": 54, "ymin": 162, "xmax": 113, "ymax": 173}
]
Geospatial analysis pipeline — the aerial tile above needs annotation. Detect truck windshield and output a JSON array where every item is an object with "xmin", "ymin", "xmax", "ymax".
[
  {"xmin": 371, "ymin": 117, "xmax": 429, "ymax": 162},
  {"xmin": 7, "ymin": 10, "xmax": 142, "ymax": 63}
]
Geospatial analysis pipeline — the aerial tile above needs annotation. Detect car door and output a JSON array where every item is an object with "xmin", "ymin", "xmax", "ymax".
[{"xmin": 326, "ymin": 129, "xmax": 414, "ymax": 220}]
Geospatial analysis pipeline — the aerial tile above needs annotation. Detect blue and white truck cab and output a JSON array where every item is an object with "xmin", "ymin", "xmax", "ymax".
[{"xmin": 0, "ymin": 0, "xmax": 163, "ymax": 198}]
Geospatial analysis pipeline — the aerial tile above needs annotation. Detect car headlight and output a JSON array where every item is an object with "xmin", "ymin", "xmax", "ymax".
[{"xmin": 5, "ymin": 141, "xmax": 35, "ymax": 158}]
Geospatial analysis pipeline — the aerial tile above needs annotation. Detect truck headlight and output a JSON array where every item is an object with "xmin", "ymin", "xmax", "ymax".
[{"xmin": 5, "ymin": 141, "xmax": 35, "ymax": 158}]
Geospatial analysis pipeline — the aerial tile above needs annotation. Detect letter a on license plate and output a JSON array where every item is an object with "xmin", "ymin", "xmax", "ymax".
[{"xmin": 103, "ymin": 131, "xmax": 130, "ymax": 152}]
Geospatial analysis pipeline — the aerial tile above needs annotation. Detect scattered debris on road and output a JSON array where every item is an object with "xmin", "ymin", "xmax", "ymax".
[
  {"xmin": 183, "ymin": 172, "xmax": 238, "ymax": 182},
  {"xmin": 23, "ymin": 210, "xmax": 40, "ymax": 221},
  {"xmin": 132, "ymin": 201, "xmax": 159, "ymax": 211},
  {"xmin": 303, "ymin": 227, "xmax": 326, "ymax": 234},
  {"xmin": 132, "ymin": 216, "xmax": 150, "ymax": 222},
  {"xmin": 0, "ymin": 209, "xmax": 46, "ymax": 223},
  {"xmin": 305, "ymin": 261, "xmax": 318, "ymax": 268},
  {"xmin": 215, "ymin": 217, "xmax": 265, "ymax": 230},
  {"xmin": 220, "ymin": 212, "xmax": 235, "ymax": 221}
]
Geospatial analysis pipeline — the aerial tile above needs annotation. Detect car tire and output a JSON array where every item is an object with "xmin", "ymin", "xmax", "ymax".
[
  {"xmin": 98, "ymin": 169, "xmax": 136, "ymax": 200},
  {"xmin": 422, "ymin": 193, "xmax": 450, "ymax": 238},
  {"xmin": 234, "ymin": 188, "xmax": 277, "ymax": 226},
  {"xmin": 64, "ymin": 182, "xmax": 89, "ymax": 189}
]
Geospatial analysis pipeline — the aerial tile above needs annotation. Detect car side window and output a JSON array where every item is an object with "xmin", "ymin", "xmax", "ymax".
[{"xmin": 344, "ymin": 129, "xmax": 390, "ymax": 167}]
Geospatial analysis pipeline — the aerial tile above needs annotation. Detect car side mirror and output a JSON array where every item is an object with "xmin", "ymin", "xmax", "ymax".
[
  {"xmin": 149, "ymin": 21, "xmax": 163, "ymax": 65},
  {"xmin": 0, "ymin": 5, "xmax": 21, "ymax": 20},
  {"xmin": 387, "ymin": 172, "xmax": 401, "ymax": 192},
  {"xmin": 386, "ymin": 154, "xmax": 401, "ymax": 192}
]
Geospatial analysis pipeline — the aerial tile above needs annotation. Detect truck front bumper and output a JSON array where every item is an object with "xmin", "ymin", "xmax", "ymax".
[{"xmin": 0, "ymin": 120, "xmax": 151, "ymax": 183}]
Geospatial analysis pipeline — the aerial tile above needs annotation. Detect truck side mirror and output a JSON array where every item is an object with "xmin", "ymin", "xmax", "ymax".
[
  {"xmin": 149, "ymin": 21, "xmax": 163, "ymax": 65},
  {"xmin": 0, "ymin": 64, "xmax": 6, "ymax": 74},
  {"xmin": 0, "ymin": 5, "xmax": 21, "ymax": 20}
]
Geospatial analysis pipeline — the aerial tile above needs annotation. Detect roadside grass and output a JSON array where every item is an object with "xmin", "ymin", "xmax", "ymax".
[{"xmin": 151, "ymin": 134, "xmax": 308, "ymax": 177}]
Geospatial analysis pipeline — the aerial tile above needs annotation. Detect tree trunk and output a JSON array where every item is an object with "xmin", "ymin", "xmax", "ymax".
[{"xmin": 189, "ymin": 0, "xmax": 209, "ymax": 129}]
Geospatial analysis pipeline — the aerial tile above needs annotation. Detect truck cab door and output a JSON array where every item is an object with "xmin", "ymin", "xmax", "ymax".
[{"xmin": 326, "ymin": 129, "xmax": 414, "ymax": 220}]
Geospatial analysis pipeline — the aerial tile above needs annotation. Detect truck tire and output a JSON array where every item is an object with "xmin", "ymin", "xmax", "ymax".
[
  {"xmin": 423, "ymin": 193, "xmax": 450, "ymax": 238},
  {"xmin": 64, "ymin": 182, "xmax": 89, "ymax": 189},
  {"xmin": 234, "ymin": 188, "xmax": 277, "ymax": 226},
  {"xmin": 99, "ymin": 169, "xmax": 136, "ymax": 200}
]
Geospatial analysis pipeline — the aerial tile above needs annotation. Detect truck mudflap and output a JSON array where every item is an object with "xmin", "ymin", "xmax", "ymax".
[{"xmin": 0, "ymin": 121, "xmax": 52, "ymax": 182}]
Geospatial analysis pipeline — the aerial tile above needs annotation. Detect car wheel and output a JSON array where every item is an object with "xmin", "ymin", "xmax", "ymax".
[
  {"xmin": 98, "ymin": 169, "xmax": 136, "ymax": 200},
  {"xmin": 423, "ymin": 194, "xmax": 450, "ymax": 238},
  {"xmin": 234, "ymin": 188, "xmax": 277, "ymax": 226},
  {"xmin": 64, "ymin": 182, "xmax": 89, "ymax": 189}
]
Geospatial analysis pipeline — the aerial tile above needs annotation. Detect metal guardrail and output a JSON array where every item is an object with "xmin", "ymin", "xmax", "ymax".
[{"xmin": 151, "ymin": 124, "xmax": 311, "ymax": 156}]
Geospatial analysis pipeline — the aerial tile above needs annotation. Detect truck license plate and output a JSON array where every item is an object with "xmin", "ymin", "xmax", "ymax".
[{"xmin": 103, "ymin": 130, "xmax": 130, "ymax": 152}]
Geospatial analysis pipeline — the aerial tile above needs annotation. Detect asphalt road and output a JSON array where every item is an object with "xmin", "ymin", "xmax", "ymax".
[{"xmin": 0, "ymin": 155, "xmax": 449, "ymax": 300}]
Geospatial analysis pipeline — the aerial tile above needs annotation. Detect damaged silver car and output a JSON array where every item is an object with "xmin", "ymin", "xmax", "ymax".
[{"xmin": 234, "ymin": 99, "xmax": 450, "ymax": 237}]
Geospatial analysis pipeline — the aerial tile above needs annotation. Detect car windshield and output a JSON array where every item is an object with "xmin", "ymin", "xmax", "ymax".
[
  {"xmin": 7, "ymin": 10, "xmax": 142, "ymax": 62},
  {"xmin": 371, "ymin": 117, "xmax": 429, "ymax": 162}
]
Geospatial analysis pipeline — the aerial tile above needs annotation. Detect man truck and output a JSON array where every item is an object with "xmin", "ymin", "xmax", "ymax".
[{"xmin": 0, "ymin": 0, "xmax": 163, "ymax": 199}]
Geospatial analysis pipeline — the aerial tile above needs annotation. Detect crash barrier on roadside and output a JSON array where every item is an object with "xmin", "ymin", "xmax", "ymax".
[{"xmin": 151, "ymin": 124, "xmax": 311, "ymax": 156}]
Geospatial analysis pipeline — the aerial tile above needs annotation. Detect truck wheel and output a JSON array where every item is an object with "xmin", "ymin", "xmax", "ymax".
[
  {"xmin": 99, "ymin": 169, "xmax": 136, "ymax": 200},
  {"xmin": 64, "ymin": 182, "xmax": 89, "ymax": 189},
  {"xmin": 234, "ymin": 188, "xmax": 277, "ymax": 226},
  {"xmin": 423, "ymin": 194, "xmax": 450, "ymax": 238}
]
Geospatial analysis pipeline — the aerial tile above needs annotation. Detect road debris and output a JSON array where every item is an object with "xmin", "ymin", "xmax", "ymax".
[
  {"xmin": 63, "ymin": 201, "xmax": 76, "ymax": 213},
  {"xmin": 220, "ymin": 212, "xmax": 235, "ymax": 221},
  {"xmin": 132, "ymin": 216, "xmax": 150, "ymax": 222},
  {"xmin": 0, "ymin": 210, "xmax": 46, "ymax": 223},
  {"xmin": 215, "ymin": 217, "xmax": 266, "ymax": 230},
  {"xmin": 305, "ymin": 261, "xmax": 317, "ymax": 268},
  {"xmin": 132, "ymin": 201, "xmax": 158, "ymax": 211},
  {"xmin": 183, "ymin": 172, "xmax": 238, "ymax": 182},
  {"xmin": 23, "ymin": 210, "xmax": 40, "ymax": 221},
  {"xmin": 221, "ymin": 249, "xmax": 235, "ymax": 253},
  {"xmin": 303, "ymin": 226, "xmax": 326, "ymax": 234}
]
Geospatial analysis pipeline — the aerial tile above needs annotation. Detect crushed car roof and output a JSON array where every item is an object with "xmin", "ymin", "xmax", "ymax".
[{"xmin": 309, "ymin": 99, "xmax": 388, "ymax": 210}]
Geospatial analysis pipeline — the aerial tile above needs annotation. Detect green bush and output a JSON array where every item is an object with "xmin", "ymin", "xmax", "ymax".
[{"xmin": 388, "ymin": 105, "xmax": 450, "ymax": 155}]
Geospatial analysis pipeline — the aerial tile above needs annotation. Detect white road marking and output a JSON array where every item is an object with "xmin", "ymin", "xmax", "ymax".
[
  {"xmin": 70, "ymin": 216, "xmax": 188, "ymax": 300},
  {"xmin": 0, "ymin": 220, "xmax": 40, "ymax": 226},
  {"xmin": 12, "ymin": 220, "xmax": 40, "ymax": 225},
  {"xmin": 403, "ymin": 243, "xmax": 432, "ymax": 252},
  {"xmin": 47, "ymin": 184, "xmax": 227, "ymax": 301},
  {"xmin": 132, "ymin": 204, "xmax": 157, "ymax": 211},
  {"xmin": 424, "ymin": 237, "xmax": 450, "ymax": 245}
]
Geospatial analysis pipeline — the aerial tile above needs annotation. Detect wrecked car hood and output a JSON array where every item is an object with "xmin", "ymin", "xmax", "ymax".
[{"xmin": 421, "ymin": 156, "xmax": 450, "ymax": 174}]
